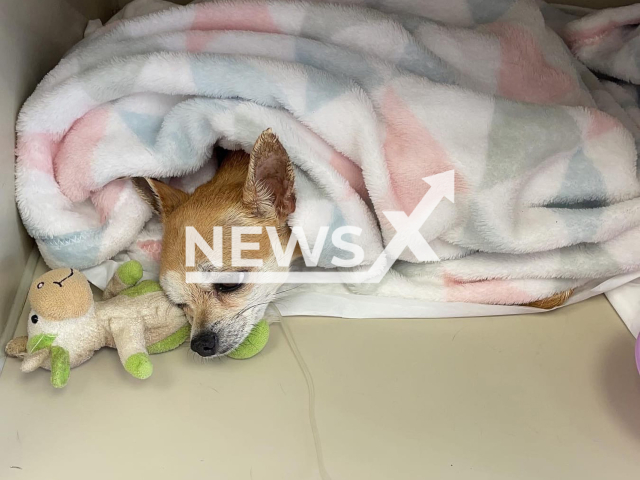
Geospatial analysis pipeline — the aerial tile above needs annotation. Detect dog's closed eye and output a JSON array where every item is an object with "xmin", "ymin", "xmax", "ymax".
[
  {"xmin": 213, "ymin": 271, "xmax": 245, "ymax": 294},
  {"xmin": 214, "ymin": 283, "xmax": 243, "ymax": 294}
]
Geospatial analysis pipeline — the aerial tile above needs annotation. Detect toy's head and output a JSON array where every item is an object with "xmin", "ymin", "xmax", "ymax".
[
  {"xmin": 19, "ymin": 268, "xmax": 96, "ymax": 379},
  {"xmin": 28, "ymin": 268, "xmax": 93, "ymax": 323}
]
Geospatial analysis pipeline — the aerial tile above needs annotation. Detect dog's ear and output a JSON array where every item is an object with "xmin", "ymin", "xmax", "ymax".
[
  {"xmin": 132, "ymin": 178, "xmax": 190, "ymax": 219},
  {"xmin": 243, "ymin": 129, "xmax": 296, "ymax": 223}
]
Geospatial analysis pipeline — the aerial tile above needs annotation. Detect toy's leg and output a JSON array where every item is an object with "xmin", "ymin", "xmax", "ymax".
[
  {"xmin": 103, "ymin": 261, "xmax": 143, "ymax": 300},
  {"xmin": 109, "ymin": 317, "xmax": 153, "ymax": 379},
  {"xmin": 50, "ymin": 346, "xmax": 70, "ymax": 388}
]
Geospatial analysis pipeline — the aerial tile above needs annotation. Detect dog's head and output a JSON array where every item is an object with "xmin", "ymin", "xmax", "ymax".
[{"xmin": 133, "ymin": 130, "xmax": 296, "ymax": 358}]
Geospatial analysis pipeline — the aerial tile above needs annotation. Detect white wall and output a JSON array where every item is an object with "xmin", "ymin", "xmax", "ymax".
[
  {"xmin": 67, "ymin": 0, "xmax": 120, "ymax": 21},
  {"xmin": 0, "ymin": 0, "xmax": 108, "ymax": 335}
]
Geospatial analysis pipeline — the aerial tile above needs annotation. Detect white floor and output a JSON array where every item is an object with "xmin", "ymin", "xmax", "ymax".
[{"xmin": 1, "ymin": 260, "xmax": 640, "ymax": 479}]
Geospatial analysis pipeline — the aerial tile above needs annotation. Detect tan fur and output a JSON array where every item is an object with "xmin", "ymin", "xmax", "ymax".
[
  {"xmin": 132, "ymin": 177, "xmax": 190, "ymax": 219},
  {"xmin": 526, "ymin": 290, "xmax": 573, "ymax": 309},
  {"xmin": 28, "ymin": 268, "xmax": 92, "ymax": 321},
  {"xmin": 134, "ymin": 129, "xmax": 300, "ymax": 355}
]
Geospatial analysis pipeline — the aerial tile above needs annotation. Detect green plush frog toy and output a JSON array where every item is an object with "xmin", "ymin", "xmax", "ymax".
[{"xmin": 5, "ymin": 261, "xmax": 269, "ymax": 388}]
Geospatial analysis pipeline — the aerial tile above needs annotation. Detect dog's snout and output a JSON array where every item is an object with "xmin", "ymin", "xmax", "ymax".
[{"xmin": 190, "ymin": 332, "xmax": 219, "ymax": 357}]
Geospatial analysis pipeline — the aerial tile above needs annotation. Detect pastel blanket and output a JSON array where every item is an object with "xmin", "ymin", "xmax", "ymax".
[{"xmin": 15, "ymin": 0, "xmax": 640, "ymax": 304}]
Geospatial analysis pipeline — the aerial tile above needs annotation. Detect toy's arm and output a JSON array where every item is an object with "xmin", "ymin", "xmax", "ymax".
[
  {"xmin": 109, "ymin": 316, "xmax": 153, "ymax": 380},
  {"xmin": 103, "ymin": 261, "xmax": 143, "ymax": 300},
  {"xmin": 21, "ymin": 348, "xmax": 50, "ymax": 372},
  {"xmin": 5, "ymin": 336, "xmax": 28, "ymax": 358},
  {"xmin": 20, "ymin": 346, "xmax": 70, "ymax": 388}
]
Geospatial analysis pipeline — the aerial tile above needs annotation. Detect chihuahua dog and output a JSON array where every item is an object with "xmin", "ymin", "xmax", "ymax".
[{"xmin": 133, "ymin": 129, "xmax": 299, "ymax": 358}]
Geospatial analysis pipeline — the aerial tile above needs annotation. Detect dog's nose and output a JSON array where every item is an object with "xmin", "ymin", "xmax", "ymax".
[{"xmin": 190, "ymin": 332, "xmax": 219, "ymax": 357}]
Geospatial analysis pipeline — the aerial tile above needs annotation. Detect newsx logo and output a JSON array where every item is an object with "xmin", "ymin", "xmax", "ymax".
[{"xmin": 185, "ymin": 171, "xmax": 454, "ymax": 284}]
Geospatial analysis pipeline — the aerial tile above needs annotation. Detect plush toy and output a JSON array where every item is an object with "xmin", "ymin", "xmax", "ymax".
[
  {"xmin": 4, "ymin": 261, "xmax": 270, "ymax": 387},
  {"xmin": 5, "ymin": 261, "xmax": 189, "ymax": 387}
]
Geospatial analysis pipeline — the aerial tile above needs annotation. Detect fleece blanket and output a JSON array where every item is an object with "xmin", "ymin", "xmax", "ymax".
[
  {"xmin": 14, "ymin": 0, "xmax": 640, "ymax": 304},
  {"xmin": 564, "ymin": 3, "xmax": 640, "ymax": 85}
]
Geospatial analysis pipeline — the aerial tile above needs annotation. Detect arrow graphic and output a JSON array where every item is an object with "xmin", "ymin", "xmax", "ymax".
[{"xmin": 360, "ymin": 170, "xmax": 455, "ymax": 283}]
